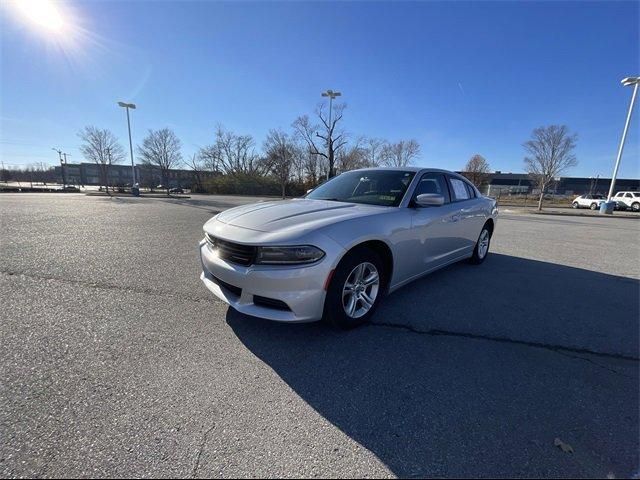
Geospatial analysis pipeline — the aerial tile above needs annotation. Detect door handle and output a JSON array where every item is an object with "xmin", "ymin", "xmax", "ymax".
[{"xmin": 450, "ymin": 213, "xmax": 461, "ymax": 222}]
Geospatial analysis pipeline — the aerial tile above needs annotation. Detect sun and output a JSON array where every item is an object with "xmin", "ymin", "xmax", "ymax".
[{"xmin": 12, "ymin": 0, "xmax": 66, "ymax": 34}]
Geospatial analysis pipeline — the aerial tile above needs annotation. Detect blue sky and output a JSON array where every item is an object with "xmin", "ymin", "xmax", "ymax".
[{"xmin": 1, "ymin": 0, "xmax": 638, "ymax": 177}]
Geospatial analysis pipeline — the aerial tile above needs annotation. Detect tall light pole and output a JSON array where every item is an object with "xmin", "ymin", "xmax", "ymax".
[
  {"xmin": 321, "ymin": 89, "xmax": 341, "ymax": 180},
  {"xmin": 118, "ymin": 101, "xmax": 137, "ymax": 189},
  {"xmin": 62, "ymin": 153, "xmax": 71, "ymax": 186},
  {"xmin": 52, "ymin": 147, "xmax": 66, "ymax": 189},
  {"xmin": 605, "ymin": 76, "xmax": 639, "ymax": 207}
]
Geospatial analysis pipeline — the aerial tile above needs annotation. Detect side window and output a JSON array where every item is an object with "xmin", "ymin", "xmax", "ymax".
[
  {"xmin": 414, "ymin": 173, "xmax": 450, "ymax": 203},
  {"xmin": 449, "ymin": 177, "xmax": 471, "ymax": 201},
  {"xmin": 626, "ymin": 193, "xmax": 633, "ymax": 198}
]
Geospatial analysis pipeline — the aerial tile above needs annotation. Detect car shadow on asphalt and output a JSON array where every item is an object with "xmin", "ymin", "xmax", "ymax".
[{"xmin": 226, "ymin": 253, "xmax": 639, "ymax": 477}]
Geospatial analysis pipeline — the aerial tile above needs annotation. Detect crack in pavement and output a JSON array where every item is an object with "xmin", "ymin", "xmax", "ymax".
[
  {"xmin": 551, "ymin": 349, "xmax": 633, "ymax": 377},
  {"xmin": 370, "ymin": 321, "xmax": 640, "ymax": 364},
  {"xmin": 4, "ymin": 269, "xmax": 637, "ymax": 368},
  {"xmin": 192, "ymin": 423, "xmax": 216, "ymax": 478}
]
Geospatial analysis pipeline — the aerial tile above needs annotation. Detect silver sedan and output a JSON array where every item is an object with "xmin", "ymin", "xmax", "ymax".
[{"xmin": 199, "ymin": 167, "xmax": 498, "ymax": 328}]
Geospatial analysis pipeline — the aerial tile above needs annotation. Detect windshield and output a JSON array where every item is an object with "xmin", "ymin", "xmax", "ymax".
[{"xmin": 306, "ymin": 170, "xmax": 416, "ymax": 207}]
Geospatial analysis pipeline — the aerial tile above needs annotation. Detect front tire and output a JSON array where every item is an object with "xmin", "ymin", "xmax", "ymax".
[
  {"xmin": 469, "ymin": 223, "xmax": 492, "ymax": 265},
  {"xmin": 572, "ymin": 202, "xmax": 579, "ymax": 209},
  {"xmin": 590, "ymin": 202, "xmax": 598, "ymax": 210},
  {"xmin": 323, "ymin": 247, "xmax": 384, "ymax": 329}
]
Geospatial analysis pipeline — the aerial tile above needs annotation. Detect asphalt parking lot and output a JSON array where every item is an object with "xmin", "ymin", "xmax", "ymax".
[{"xmin": 1, "ymin": 193, "xmax": 638, "ymax": 478}]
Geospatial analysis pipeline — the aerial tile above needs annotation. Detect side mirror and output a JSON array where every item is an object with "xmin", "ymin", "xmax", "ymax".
[
  {"xmin": 415, "ymin": 193, "xmax": 444, "ymax": 207},
  {"xmin": 306, "ymin": 188, "xmax": 314, "ymax": 194}
]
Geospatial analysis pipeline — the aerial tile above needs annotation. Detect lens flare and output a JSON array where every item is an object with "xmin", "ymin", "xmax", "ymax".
[{"xmin": 13, "ymin": 0, "xmax": 66, "ymax": 33}]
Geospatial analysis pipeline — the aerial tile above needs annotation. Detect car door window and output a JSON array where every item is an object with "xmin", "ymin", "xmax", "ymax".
[
  {"xmin": 449, "ymin": 177, "xmax": 471, "ymax": 202},
  {"xmin": 626, "ymin": 193, "xmax": 633, "ymax": 198},
  {"xmin": 414, "ymin": 173, "xmax": 450, "ymax": 203}
]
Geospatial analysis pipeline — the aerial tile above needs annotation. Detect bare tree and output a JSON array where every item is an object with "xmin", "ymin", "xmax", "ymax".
[
  {"xmin": 137, "ymin": 128, "xmax": 183, "ymax": 195},
  {"xmin": 523, "ymin": 125, "xmax": 578, "ymax": 211},
  {"xmin": 336, "ymin": 137, "xmax": 368, "ymax": 173},
  {"xmin": 380, "ymin": 139, "xmax": 421, "ymax": 167},
  {"xmin": 198, "ymin": 142, "xmax": 222, "ymax": 174},
  {"xmin": 78, "ymin": 126, "xmax": 125, "ymax": 194},
  {"xmin": 263, "ymin": 129, "xmax": 297, "ymax": 199},
  {"xmin": 290, "ymin": 139, "xmax": 307, "ymax": 184},
  {"xmin": 362, "ymin": 137, "xmax": 387, "ymax": 167},
  {"xmin": 301, "ymin": 148, "xmax": 324, "ymax": 187},
  {"xmin": 462, "ymin": 154, "xmax": 491, "ymax": 188},
  {"xmin": 186, "ymin": 153, "xmax": 206, "ymax": 193},
  {"xmin": 201, "ymin": 125, "xmax": 264, "ymax": 176},
  {"xmin": 293, "ymin": 102, "xmax": 348, "ymax": 179}
]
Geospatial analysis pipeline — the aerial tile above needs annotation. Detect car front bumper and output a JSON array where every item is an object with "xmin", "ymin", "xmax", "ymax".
[{"xmin": 199, "ymin": 239, "xmax": 335, "ymax": 322}]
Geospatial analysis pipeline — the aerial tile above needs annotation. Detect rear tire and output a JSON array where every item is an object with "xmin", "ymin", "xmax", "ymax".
[
  {"xmin": 590, "ymin": 203, "xmax": 597, "ymax": 210},
  {"xmin": 469, "ymin": 223, "xmax": 492, "ymax": 265},
  {"xmin": 632, "ymin": 202, "xmax": 640, "ymax": 212},
  {"xmin": 323, "ymin": 247, "xmax": 384, "ymax": 329}
]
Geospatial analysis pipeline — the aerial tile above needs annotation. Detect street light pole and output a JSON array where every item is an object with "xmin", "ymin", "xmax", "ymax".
[
  {"xmin": 606, "ymin": 77, "xmax": 639, "ymax": 203},
  {"xmin": 52, "ymin": 147, "xmax": 65, "ymax": 189},
  {"xmin": 118, "ymin": 101, "xmax": 137, "ymax": 191},
  {"xmin": 321, "ymin": 89, "xmax": 342, "ymax": 180},
  {"xmin": 62, "ymin": 153, "xmax": 70, "ymax": 187}
]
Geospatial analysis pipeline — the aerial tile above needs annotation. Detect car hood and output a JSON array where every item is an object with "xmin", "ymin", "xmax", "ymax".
[{"xmin": 212, "ymin": 198, "xmax": 389, "ymax": 236}]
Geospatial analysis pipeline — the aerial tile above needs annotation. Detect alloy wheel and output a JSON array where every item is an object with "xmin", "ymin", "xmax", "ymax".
[
  {"xmin": 342, "ymin": 262, "xmax": 380, "ymax": 319},
  {"xmin": 478, "ymin": 229, "xmax": 490, "ymax": 259}
]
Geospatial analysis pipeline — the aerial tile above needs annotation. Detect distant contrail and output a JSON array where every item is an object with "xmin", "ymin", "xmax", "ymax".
[{"xmin": 458, "ymin": 82, "xmax": 465, "ymax": 95}]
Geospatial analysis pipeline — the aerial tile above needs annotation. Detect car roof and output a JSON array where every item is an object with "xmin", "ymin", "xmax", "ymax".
[{"xmin": 348, "ymin": 166, "xmax": 459, "ymax": 175}]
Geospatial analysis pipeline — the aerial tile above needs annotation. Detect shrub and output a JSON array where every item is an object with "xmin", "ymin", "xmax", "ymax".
[{"xmin": 202, "ymin": 173, "xmax": 306, "ymax": 197}]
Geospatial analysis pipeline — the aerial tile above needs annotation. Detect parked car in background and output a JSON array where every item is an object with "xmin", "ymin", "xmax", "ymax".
[
  {"xmin": 572, "ymin": 194, "xmax": 606, "ymax": 210},
  {"xmin": 169, "ymin": 187, "xmax": 184, "ymax": 194},
  {"xmin": 199, "ymin": 167, "xmax": 498, "ymax": 328},
  {"xmin": 612, "ymin": 191, "xmax": 640, "ymax": 212}
]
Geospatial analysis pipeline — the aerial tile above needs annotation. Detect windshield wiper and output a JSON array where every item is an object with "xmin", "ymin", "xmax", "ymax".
[{"xmin": 316, "ymin": 197, "xmax": 345, "ymax": 202}]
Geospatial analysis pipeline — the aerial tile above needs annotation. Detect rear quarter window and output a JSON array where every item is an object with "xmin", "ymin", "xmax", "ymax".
[{"xmin": 449, "ymin": 177, "xmax": 471, "ymax": 201}]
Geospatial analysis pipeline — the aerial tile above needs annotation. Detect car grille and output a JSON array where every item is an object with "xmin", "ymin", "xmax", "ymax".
[{"xmin": 205, "ymin": 233, "xmax": 257, "ymax": 266}]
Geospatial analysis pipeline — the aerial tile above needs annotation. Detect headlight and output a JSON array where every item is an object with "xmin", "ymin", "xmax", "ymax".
[{"xmin": 255, "ymin": 245, "xmax": 325, "ymax": 265}]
